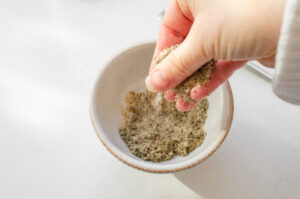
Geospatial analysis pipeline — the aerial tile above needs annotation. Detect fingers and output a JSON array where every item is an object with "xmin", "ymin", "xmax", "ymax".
[
  {"xmin": 165, "ymin": 60, "xmax": 246, "ymax": 111},
  {"xmin": 173, "ymin": 60, "xmax": 245, "ymax": 111},
  {"xmin": 150, "ymin": 0, "xmax": 193, "ymax": 73},
  {"xmin": 190, "ymin": 60, "xmax": 246, "ymax": 100}
]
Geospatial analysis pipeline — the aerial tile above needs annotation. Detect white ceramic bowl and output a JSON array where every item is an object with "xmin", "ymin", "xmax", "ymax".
[{"xmin": 90, "ymin": 42, "xmax": 234, "ymax": 173}]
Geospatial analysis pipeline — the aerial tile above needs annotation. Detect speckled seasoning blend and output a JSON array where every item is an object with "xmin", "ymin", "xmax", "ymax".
[
  {"xmin": 120, "ymin": 90, "xmax": 208, "ymax": 162},
  {"xmin": 119, "ymin": 44, "xmax": 214, "ymax": 162}
]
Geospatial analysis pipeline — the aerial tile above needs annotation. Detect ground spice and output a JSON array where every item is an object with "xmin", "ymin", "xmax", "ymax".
[
  {"xmin": 154, "ymin": 44, "xmax": 214, "ymax": 103},
  {"xmin": 120, "ymin": 91, "xmax": 208, "ymax": 162}
]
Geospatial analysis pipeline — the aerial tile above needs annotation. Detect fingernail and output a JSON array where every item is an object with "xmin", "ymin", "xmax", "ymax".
[
  {"xmin": 191, "ymin": 87, "xmax": 201, "ymax": 96},
  {"xmin": 145, "ymin": 70, "xmax": 170, "ymax": 92},
  {"xmin": 190, "ymin": 86, "xmax": 204, "ymax": 100}
]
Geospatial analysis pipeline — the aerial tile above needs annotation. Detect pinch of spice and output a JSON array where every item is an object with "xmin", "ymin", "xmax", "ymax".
[{"xmin": 154, "ymin": 44, "xmax": 214, "ymax": 103}]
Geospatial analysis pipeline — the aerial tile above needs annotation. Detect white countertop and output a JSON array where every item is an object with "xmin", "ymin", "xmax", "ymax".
[{"xmin": 0, "ymin": 0, "xmax": 299, "ymax": 198}]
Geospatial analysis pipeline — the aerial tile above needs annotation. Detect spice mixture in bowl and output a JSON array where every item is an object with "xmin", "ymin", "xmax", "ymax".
[
  {"xmin": 90, "ymin": 42, "xmax": 234, "ymax": 173},
  {"xmin": 120, "ymin": 90, "xmax": 208, "ymax": 162}
]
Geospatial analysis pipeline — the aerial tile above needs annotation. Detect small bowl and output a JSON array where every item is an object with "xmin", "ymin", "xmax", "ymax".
[{"xmin": 89, "ymin": 42, "xmax": 234, "ymax": 173}]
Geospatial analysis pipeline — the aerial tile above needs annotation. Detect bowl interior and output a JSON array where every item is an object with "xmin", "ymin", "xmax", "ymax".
[{"xmin": 91, "ymin": 42, "xmax": 233, "ymax": 172}]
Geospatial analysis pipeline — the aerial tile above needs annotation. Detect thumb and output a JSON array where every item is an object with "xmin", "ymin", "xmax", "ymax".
[{"xmin": 145, "ymin": 24, "xmax": 210, "ymax": 92}]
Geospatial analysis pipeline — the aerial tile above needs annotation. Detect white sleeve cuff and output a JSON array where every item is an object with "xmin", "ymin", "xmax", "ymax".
[{"xmin": 273, "ymin": 0, "xmax": 300, "ymax": 105}]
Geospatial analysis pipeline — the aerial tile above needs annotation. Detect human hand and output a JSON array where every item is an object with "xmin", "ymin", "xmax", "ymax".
[{"xmin": 145, "ymin": 0, "xmax": 286, "ymax": 111}]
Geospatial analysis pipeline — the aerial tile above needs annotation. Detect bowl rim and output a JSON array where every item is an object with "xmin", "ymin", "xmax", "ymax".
[{"xmin": 89, "ymin": 42, "xmax": 234, "ymax": 173}]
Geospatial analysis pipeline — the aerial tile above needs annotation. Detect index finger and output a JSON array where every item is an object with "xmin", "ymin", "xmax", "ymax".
[{"xmin": 150, "ymin": 0, "xmax": 193, "ymax": 72}]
